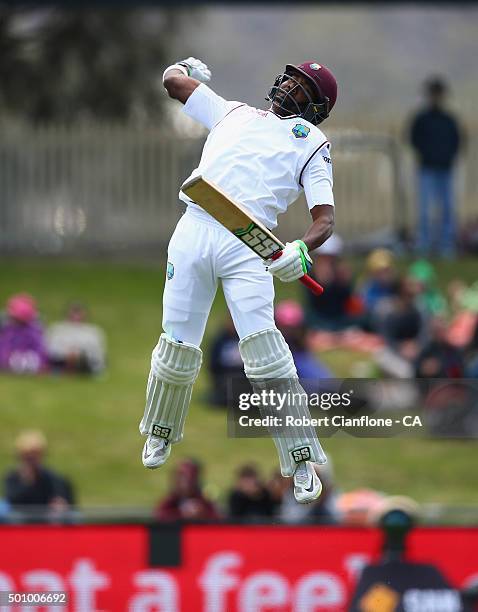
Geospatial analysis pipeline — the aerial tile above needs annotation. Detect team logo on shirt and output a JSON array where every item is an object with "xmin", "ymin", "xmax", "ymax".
[
  {"xmin": 166, "ymin": 261, "xmax": 174, "ymax": 280},
  {"xmin": 292, "ymin": 124, "xmax": 310, "ymax": 139}
]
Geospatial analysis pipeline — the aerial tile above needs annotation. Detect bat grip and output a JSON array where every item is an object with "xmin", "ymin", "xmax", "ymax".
[
  {"xmin": 299, "ymin": 274, "xmax": 324, "ymax": 296},
  {"xmin": 271, "ymin": 250, "xmax": 324, "ymax": 296}
]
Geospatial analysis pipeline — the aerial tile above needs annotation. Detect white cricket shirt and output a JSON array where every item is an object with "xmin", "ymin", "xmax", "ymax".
[{"xmin": 179, "ymin": 84, "xmax": 334, "ymax": 229}]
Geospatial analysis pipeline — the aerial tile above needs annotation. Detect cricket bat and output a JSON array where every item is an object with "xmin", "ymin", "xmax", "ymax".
[{"xmin": 181, "ymin": 176, "xmax": 324, "ymax": 296}]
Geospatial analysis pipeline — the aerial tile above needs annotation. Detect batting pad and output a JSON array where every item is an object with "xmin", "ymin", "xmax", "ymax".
[
  {"xmin": 239, "ymin": 328, "xmax": 326, "ymax": 476},
  {"xmin": 139, "ymin": 333, "xmax": 202, "ymax": 443}
]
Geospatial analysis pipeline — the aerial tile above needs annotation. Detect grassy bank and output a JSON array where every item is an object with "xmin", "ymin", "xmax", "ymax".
[{"xmin": 0, "ymin": 258, "xmax": 476, "ymax": 507}]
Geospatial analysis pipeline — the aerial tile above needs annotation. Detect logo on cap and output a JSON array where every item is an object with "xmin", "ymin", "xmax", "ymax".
[{"xmin": 310, "ymin": 63, "xmax": 322, "ymax": 70}]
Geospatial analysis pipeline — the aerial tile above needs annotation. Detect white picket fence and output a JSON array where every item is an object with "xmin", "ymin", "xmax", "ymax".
[{"xmin": 0, "ymin": 124, "xmax": 474, "ymax": 254}]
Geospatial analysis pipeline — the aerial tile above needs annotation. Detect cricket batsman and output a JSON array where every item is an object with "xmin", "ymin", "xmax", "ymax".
[{"xmin": 139, "ymin": 57, "xmax": 337, "ymax": 504}]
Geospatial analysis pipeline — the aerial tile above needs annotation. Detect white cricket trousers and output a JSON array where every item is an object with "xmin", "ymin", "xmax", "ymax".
[{"xmin": 163, "ymin": 205, "xmax": 275, "ymax": 345}]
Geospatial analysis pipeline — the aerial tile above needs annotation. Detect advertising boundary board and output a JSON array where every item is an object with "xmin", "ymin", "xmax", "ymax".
[{"xmin": 0, "ymin": 524, "xmax": 477, "ymax": 611}]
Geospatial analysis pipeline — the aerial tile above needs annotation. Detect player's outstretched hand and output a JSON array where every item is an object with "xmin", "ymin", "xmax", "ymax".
[
  {"xmin": 265, "ymin": 240, "xmax": 312, "ymax": 283},
  {"xmin": 177, "ymin": 57, "xmax": 211, "ymax": 83}
]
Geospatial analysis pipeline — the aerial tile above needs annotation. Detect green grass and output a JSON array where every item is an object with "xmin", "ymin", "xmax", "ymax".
[{"xmin": 0, "ymin": 257, "xmax": 477, "ymax": 508}]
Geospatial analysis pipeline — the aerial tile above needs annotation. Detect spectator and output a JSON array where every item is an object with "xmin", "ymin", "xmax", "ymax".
[
  {"xmin": 46, "ymin": 302, "xmax": 106, "ymax": 374},
  {"xmin": 209, "ymin": 316, "xmax": 248, "ymax": 406},
  {"xmin": 443, "ymin": 282, "xmax": 478, "ymax": 377},
  {"xmin": 336, "ymin": 489, "xmax": 387, "ymax": 526},
  {"xmin": 155, "ymin": 459, "xmax": 220, "ymax": 522},
  {"xmin": 275, "ymin": 300, "xmax": 332, "ymax": 392},
  {"xmin": 0, "ymin": 294, "xmax": 48, "ymax": 375},
  {"xmin": 415, "ymin": 316, "xmax": 464, "ymax": 378},
  {"xmin": 409, "ymin": 76, "xmax": 463, "ymax": 257},
  {"xmin": 3, "ymin": 431, "xmax": 75, "ymax": 520},
  {"xmin": 360, "ymin": 249, "xmax": 400, "ymax": 331},
  {"xmin": 465, "ymin": 318, "xmax": 478, "ymax": 378},
  {"xmin": 374, "ymin": 278, "xmax": 427, "ymax": 378},
  {"xmin": 267, "ymin": 469, "xmax": 291, "ymax": 511},
  {"xmin": 408, "ymin": 260, "xmax": 447, "ymax": 317},
  {"xmin": 307, "ymin": 235, "xmax": 362, "ymax": 331},
  {"xmin": 228, "ymin": 464, "xmax": 275, "ymax": 521},
  {"xmin": 414, "ymin": 317, "xmax": 472, "ymax": 435},
  {"xmin": 349, "ymin": 497, "xmax": 461, "ymax": 611},
  {"xmin": 447, "ymin": 281, "xmax": 478, "ymax": 352}
]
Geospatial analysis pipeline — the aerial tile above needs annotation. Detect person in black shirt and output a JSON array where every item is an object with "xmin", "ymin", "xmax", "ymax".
[
  {"xmin": 208, "ymin": 317, "xmax": 249, "ymax": 407},
  {"xmin": 409, "ymin": 76, "xmax": 463, "ymax": 257},
  {"xmin": 228, "ymin": 465, "xmax": 275, "ymax": 521},
  {"xmin": 415, "ymin": 316, "xmax": 464, "ymax": 379},
  {"xmin": 350, "ymin": 498, "xmax": 464, "ymax": 611},
  {"xmin": 374, "ymin": 277, "xmax": 426, "ymax": 378},
  {"xmin": 306, "ymin": 235, "xmax": 361, "ymax": 331},
  {"xmin": 3, "ymin": 431, "xmax": 75, "ymax": 521}
]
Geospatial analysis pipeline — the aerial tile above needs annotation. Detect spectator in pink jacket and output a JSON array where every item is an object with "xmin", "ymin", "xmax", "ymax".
[{"xmin": 0, "ymin": 294, "xmax": 48, "ymax": 374}]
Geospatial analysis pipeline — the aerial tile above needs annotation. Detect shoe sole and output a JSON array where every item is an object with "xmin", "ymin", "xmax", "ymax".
[
  {"xmin": 143, "ymin": 461, "xmax": 163, "ymax": 470},
  {"xmin": 294, "ymin": 484, "xmax": 322, "ymax": 504}
]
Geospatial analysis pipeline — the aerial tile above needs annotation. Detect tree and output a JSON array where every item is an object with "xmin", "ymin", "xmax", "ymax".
[{"xmin": 0, "ymin": 8, "xmax": 179, "ymax": 123}]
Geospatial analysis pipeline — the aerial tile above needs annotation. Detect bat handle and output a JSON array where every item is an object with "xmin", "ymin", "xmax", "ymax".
[
  {"xmin": 271, "ymin": 250, "xmax": 324, "ymax": 296},
  {"xmin": 299, "ymin": 274, "xmax": 324, "ymax": 296}
]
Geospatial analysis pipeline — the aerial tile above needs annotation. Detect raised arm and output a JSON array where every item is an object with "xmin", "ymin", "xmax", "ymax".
[{"xmin": 163, "ymin": 57, "xmax": 211, "ymax": 105}]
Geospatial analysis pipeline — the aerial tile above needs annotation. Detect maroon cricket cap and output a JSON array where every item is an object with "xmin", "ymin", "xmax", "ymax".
[{"xmin": 286, "ymin": 62, "xmax": 338, "ymax": 111}]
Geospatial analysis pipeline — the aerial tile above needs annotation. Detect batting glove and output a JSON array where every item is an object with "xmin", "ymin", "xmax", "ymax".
[
  {"xmin": 265, "ymin": 240, "xmax": 312, "ymax": 283},
  {"xmin": 177, "ymin": 57, "xmax": 211, "ymax": 83}
]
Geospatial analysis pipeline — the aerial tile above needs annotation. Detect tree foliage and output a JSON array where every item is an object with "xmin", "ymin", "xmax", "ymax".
[{"xmin": 0, "ymin": 8, "xmax": 177, "ymax": 123}]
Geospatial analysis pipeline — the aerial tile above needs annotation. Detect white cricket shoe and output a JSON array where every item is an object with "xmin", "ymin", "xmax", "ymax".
[
  {"xmin": 142, "ymin": 436, "xmax": 171, "ymax": 469},
  {"xmin": 293, "ymin": 461, "xmax": 323, "ymax": 503}
]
